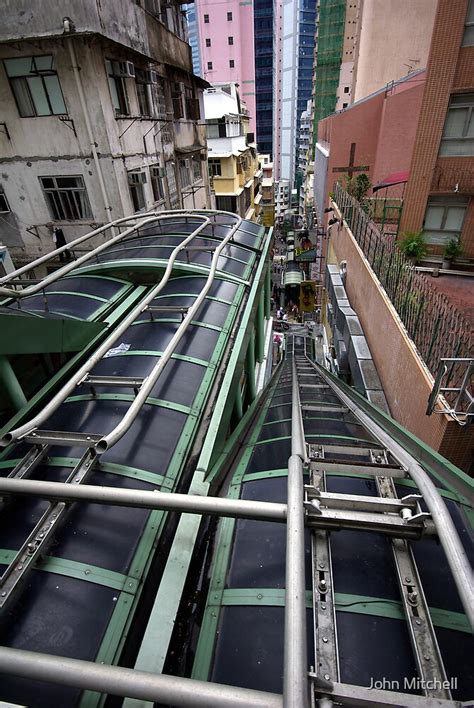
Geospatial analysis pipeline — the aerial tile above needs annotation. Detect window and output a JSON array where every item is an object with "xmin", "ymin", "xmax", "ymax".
[
  {"xmin": 423, "ymin": 196, "xmax": 468, "ymax": 245},
  {"xmin": 229, "ymin": 60, "xmax": 235, "ymax": 68},
  {"xmin": 204, "ymin": 13, "xmax": 209, "ymax": 23},
  {"xmin": 166, "ymin": 162, "xmax": 179, "ymax": 208},
  {"xmin": 206, "ymin": 38, "xmax": 211, "ymax": 47},
  {"xmin": 3, "ymin": 55, "xmax": 66, "ymax": 117},
  {"xmin": 171, "ymin": 82, "xmax": 184, "ymax": 119},
  {"xmin": 40, "ymin": 175, "xmax": 92, "ymax": 220},
  {"xmin": 463, "ymin": 0, "xmax": 474, "ymax": 46},
  {"xmin": 192, "ymin": 155, "xmax": 202, "ymax": 182},
  {"xmin": 208, "ymin": 159, "xmax": 222, "ymax": 177},
  {"xmin": 135, "ymin": 69, "xmax": 153, "ymax": 116},
  {"xmin": 0, "ymin": 191, "xmax": 10, "ymax": 213},
  {"xmin": 342, "ymin": 102, "xmax": 348, "ymax": 108},
  {"xmin": 227, "ymin": 11, "xmax": 233, "ymax": 20},
  {"xmin": 228, "ymin": 36, "xmax": 234, "ymax": 45},
  {"xmin": 216, "ymin": 195, "xmax": 237, "ymax": 212},
  {"xmin": 207, "ymin": 62, "xmax": 213, "ymax": 70},
  {"xmin": 185, "ymin": 86, "xmax": 200, "ymax": 120},
  {"xmin": 344, "ymin": 86, "xmax": 350, "ymax": 94},
  {"xmin": 439, "ymin": 94, "xmax": 474, "ymax": 156},
  {"xmin": 150, "ymin": 165, "xmax": 165, "ymax": 202},
  {"xmin": 154, "ymin": 79, "xmax": 173, "ymax": 143},
  {"xmin": 179, "ymin": 159, "xmax": 191, "ymax": 187},
  {"xmin": 106, "ymin": 60, "xmax": 131, "ymax": 116},
  {"xmin": 128, "ymin": 171, "xmax": 146, "ymax": 212}
]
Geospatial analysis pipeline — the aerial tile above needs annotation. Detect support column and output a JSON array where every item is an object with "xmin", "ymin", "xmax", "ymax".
[
  {"xmin": 245, "ymin": 331, "xmax": 256, "ymax": 405},
  {"xmin": 264, "ymin": 264, "xmax": 271, "ymax": 320},
  {"xmin": 256, "ymin": 291, "xmax": 265, "ymax": 364},
  {"xmin": 0, "ymin": 356, "xmax": 27, "ymax": 413},
  {"xmin": 233, "ymin": 383, "xmax": 243, "ymax": 422}
]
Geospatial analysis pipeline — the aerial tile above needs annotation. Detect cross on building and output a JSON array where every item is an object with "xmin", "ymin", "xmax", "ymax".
[{"xmin": 332, "ymin": 142, "xmax": 369, "ymax": 178}]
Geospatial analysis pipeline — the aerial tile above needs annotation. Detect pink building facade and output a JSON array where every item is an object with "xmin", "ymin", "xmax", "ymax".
[{"xmin": 195, "ymin": 0, "xmax": 256, "ymax": 135}]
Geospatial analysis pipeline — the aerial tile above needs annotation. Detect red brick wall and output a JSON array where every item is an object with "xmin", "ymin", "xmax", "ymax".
[
  {"xmin": 399, "ymin": 0, "xmax": 472, "ymax": 244},
  {"xmin": 373, "ymin": 78, "xmax": 426, "ymax": 183},
  {"xmin": 331, "ymin": 218, "xmax": 474, "ymax": 472}
]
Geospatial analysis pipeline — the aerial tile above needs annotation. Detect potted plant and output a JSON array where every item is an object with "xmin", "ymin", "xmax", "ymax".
[
  {"xmin": 398, "ymin": 230, "xmax": 427, "ymax": 264},
  {"xmin": 442, "ymin": 239, "xmax": 462, "ymax": 269}
]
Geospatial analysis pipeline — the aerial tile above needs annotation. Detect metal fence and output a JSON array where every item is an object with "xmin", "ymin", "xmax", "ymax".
[{"xmin": 333, "ymin": 182, "xmax": 472, "ymax": 393}]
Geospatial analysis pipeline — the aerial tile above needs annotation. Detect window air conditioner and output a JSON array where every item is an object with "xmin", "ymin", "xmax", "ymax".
[
  {"xmin": 145, "ymin": 70, "xmax": 158, "ymax": 84},
  {"xmin": 119, "ymin": 61, "xmax": 136, "ymax": 77}
]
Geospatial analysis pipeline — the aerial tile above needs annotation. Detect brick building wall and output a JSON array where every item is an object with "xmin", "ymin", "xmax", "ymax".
[
  {"xmin": 329, "ymin": 216, "xmax": 474, "ymax": 472},
  {"xmin": 399, "ymin": 0, "xmax": 474, "ymax": 258}
]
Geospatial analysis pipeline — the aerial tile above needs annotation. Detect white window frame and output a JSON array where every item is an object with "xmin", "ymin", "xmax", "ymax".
[
  {"xmin": 423, "ymin": 196, "xmax": 468, "ymax": 246},
  {"xmin": 439, "ymin": 93, "xmax": 474, "ymax": 156},
  {"xmin": 39, "ymin": 175, "xmax": 92, "ymax": 221},
  {"xmin": 3, "ymin": 55, "xmax": 67, "ymax": 118},
  {"xmin": 208, "ymin": 158, "xmax": 222, "ymax": 177}
]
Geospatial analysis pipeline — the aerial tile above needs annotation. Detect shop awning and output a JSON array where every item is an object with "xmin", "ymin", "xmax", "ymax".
[{"xmin": 373, "ymin": 171, "xmax": 409, "ymax": 192}]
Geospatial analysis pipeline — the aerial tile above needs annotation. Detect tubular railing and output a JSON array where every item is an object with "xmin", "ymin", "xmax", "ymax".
[{"xmin": 1, "ymin": 212, "xmax": 242, "ymax": 449}]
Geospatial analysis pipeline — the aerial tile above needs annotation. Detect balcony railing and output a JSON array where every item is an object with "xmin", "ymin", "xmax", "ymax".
[{"xmin": 333, "ymin": 183, "xmax": 472, "ymax": 390}]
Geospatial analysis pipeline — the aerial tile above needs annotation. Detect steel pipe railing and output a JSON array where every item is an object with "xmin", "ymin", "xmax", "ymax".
[
  {"xmin": 95, "ymin": 213, "xmax": 243, "ymax": 452},
  {"xmin": 308, "ymin": 357, "xmax": 474, "ymax": 629},
  {"xmin": 0, "ymin": 211, "xmax": 208, "ymax": 300},
  {"xmin": 0, "ymin": 214, "xmax": 214, "ymax": 447},
  {"xmin": 0, "ymin": 477, "xmax": 287, "ymax": 522},
  {"xmin": 284, "ymin": 357, "xmax": 309, "ymax": 708},
  {"xmin": 0, "ymin": 646, "xmax": 283, "ymax": 708}
]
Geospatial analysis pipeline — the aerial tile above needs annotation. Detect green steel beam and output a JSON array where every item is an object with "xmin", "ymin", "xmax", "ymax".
[
  {"xmin": 264, "ymin": 263, "xmax": 271, "ymax": 320},
  {"xmin": 256, "ymin": 289, "xmax": 265, "ymax": 364},
  {"xmin": 0, "ymin": 355, "xmax": 27, "ymax": 412},
  {"xmin": 0, "ymin": 312, "xmax": 106, "ymax": 355},
  {"xmin": 64, "ymin": 394, "xmax": 192, "ymax": 417},
  {"xmin": 245, "ymin": 331, "xmax": 256, "ymax": 405}
]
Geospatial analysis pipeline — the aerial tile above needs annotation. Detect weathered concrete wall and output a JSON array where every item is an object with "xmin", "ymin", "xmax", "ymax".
[{"xmin": 330, "ymin": 210, "xmax": 474, "ymax": 471}]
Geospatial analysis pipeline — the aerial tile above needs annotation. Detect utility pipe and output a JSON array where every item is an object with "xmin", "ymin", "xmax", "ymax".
[
  {"xmin": 245, "ymin": 331, "xmax": 257, "ymax": 404},
  {"xmin": 0, "ymin": 646, "xmax": 283, "ymax": 708},
  {"xmin": 64, "ymin": 21, "xmax": 114, "ymax": 228},
  {"xmin": 0, "ymin": 478, "xmax": 287, "ymax": 522}
]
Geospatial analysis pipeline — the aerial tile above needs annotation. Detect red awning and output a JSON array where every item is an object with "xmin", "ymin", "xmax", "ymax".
[{"xmin": 372, "ymin": 171, "xmax": 409, "ymax": 192}]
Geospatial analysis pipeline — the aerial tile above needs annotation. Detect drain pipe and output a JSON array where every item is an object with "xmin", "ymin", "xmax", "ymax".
[{"xmin": 63, "ymin": 18, "xmax": 114, "ymax": 226}]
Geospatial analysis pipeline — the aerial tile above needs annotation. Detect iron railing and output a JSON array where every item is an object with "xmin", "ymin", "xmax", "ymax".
[{"xmin": 332, "ymin": 183, "xmax": 472, "ymax": 396}]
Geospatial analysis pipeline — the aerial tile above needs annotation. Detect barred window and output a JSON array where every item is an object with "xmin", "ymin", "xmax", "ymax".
[
  {"xmin": 179, "ymin": 159, "xmax": 191, "ymax": 187},
  {"xmin": 4, "ymin": 55, "xmax": 66, "ymax": 117},
  {"xmin": 135, "ymin": 69, "xmax": 153, "ymax": 116},
  {"xmin": 40, "ymin": 175, "xmax": 92, "ymax": 220},
  {"xmin": 208, "ymin": 158, "xmax": 222, "ymax": 177},
  {"xmin": 192, "ymin": 155, "xmax": 202, "ymax": 182},
  {"xmin": 166, "ymin": 161, "xmax": 179, "ymax": 208},
  {"xmin": 150, "ymin": 165, "xmax": 165, "ymax": 202},
  {"xmin": 154, "ymin": 80, "xmax": 173, "ymax": 143}
]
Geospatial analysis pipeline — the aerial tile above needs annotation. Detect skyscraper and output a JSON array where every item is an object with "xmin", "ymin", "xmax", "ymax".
[
  {"xmin": 195, "ymin": 0, "xmax": 257, "ymax": 134},
  {"xmin": 254, "ymin": 0, "xmax": 274, "ymax": 155},
  {"xmin": 274, "ymin": 0, "xmax": 317, "ymax": 189}
]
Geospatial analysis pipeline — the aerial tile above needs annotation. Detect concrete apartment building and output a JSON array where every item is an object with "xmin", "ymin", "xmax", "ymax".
[
  {"xmin": 316, "ymin": 0, "xmax": 474, "ymax": 471},
  {"xmin": 194, "ymin": 0, "xmax": 256, "ymax": 135},
  {"xmin": 0, "ymin": 0, "xmax": 211, "ymax": 268},
  {"xmin": 273, "ymin": 0, "xmax": 317, "ymax": 189},
  {"xmin": 204, "ymin": 83, "xmax": 262, "ymax": 219}
]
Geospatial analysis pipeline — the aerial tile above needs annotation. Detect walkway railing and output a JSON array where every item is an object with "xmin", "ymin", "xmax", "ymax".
[{"xmin": 332, "ymin": 183, "xmax": 472, "ymax": 393}]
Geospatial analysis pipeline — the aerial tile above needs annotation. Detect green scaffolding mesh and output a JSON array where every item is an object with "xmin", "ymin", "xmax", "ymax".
[{"xmin": 312, "ymin": 0, "xmax": 346, "ymax": 148}]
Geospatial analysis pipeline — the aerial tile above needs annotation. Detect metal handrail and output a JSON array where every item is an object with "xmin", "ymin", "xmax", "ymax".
[
  {"xmin": 283, "ymin": 357, "xmax": 309, "ymax": 708},
  {"xmin": 0, "ymin": 213, "xmax": 216, "ymax": 447},
  {"xmin": 307, "ymin": 356, "xmax": 474, "ymax": 629},
  {"xmin": 0, "ymin": 211, "xmax": 208, "ymax": 301},
  {"xmin": 95, "ymin": 213, "xmax": 243, "ymax": 452}
]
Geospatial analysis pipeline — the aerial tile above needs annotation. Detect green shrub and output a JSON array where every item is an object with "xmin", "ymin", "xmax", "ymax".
[
  {"xmin": 398, "ymin": 231, "xmax": 427, "ymax": 261},
  {"xmin": 443, "ymin": 238, "xmax": 462, "ymax": 260}
]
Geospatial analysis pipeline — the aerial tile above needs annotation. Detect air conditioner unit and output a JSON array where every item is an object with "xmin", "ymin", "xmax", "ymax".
[
  {"xmin": 119, "ymin": 61, "xmax": 135, "ymax": 77},
  {"xmin": 145, "ymin": 70, "xmax": 158, "ymax": 84}
]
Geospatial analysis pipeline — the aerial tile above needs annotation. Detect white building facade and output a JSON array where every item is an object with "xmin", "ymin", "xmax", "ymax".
[{"xmin": 0, "ymin": 0, "xmax": 211, "ymax": 266}]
